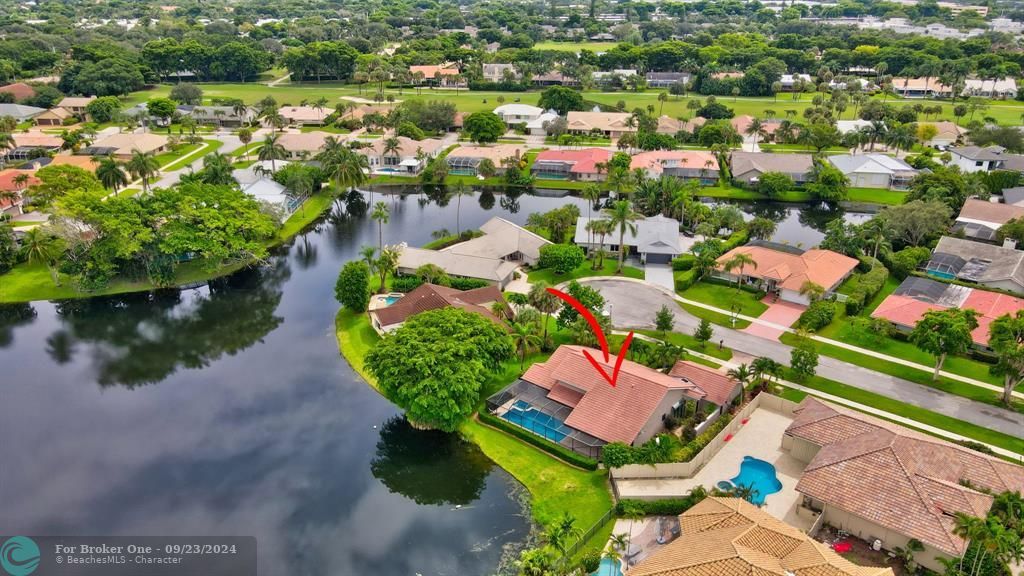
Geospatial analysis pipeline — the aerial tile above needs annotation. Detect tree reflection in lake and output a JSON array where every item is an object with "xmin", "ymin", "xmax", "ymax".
[
  {"xmin": 45, "ymin": 260, "xmax": 289, "ymax": 388},
  {"xmin": 371, "ymin": 416, "xmax": 494, "ymax": 506},
  {"xmin": 0, "ymin": 302, "xmax": 36, "ymax": 348}
]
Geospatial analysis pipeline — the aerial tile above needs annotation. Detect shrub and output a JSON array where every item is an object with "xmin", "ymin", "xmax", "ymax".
[
  {"xmin": 675, "ymin": 414, "xmax": 732, "ymax": 462},
  {"xmin": 797, "ymin": 300, "xmax": 836, "ymax": 331},
  {"xmin": 391, "ymin": 275, "xmax": 425, "ymax": 292},
  {"xmin": 663, "ymin": 414, "xmax": 682, "ymax": 431},
  {"xmin": 757, "ymin": 171, "xmax": 794, "ymax": 198},
  {"xmin": 396, "ymin": 121, "xmax": 425, "ymax": 140},
  {"xmin": 448, "ymin": 277, "xmax": 490, "ymax": 290},
  {"xmin": 579, "ymin": 551, "xmax": 602, "ymax": 573},
  {"xmin": 538, "ymin": 243, "xmax": 585, "ymax": 274},
  {"xmin": 672, "ymin": 255, "xmax": 695, "ymax": 271},
  {"xmin": 335, "ymin": 260, "xmax": 371, "ymax": 311},
  {"xmin": 888, "ymin": 246, "xmax": 931, "ymax": 279},
  {"xmin": 478, "ymin": 412, "xmax": 599, "ymax": 470},
  {"xmin": 615, "ymin": 494, "xmax": 707, "ymax": 516},
  {"xmin": 844, "ymin": 265, "xmax": 889, "ymax": 314},
  {"xmin": 675, "ymin": 269, "xmax": 698, "ymax": 292}
]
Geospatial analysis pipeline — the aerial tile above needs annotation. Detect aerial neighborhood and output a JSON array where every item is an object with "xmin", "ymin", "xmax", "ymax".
[{"xmin": 1, "ymin": 0, "xmax": 1023, "ymax": 574}]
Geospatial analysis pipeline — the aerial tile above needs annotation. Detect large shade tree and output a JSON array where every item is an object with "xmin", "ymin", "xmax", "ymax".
[{"xmin": 910, "ymin": 308, "xmax": 979, "ymax": 381}]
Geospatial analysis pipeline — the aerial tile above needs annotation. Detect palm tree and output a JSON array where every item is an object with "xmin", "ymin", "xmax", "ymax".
[
  {"xmin": 799, "ymin": 281, "xmax": 825, "ymax": 303},
  {"xmin": 580, "ymin": 184, "xmax": 601, "ymax": 247},
  {"xmin": 886, "ymin": 123, "xmax": 916, "ymax": 158},
  {"xmin": 859, "ymin": 217, "xmax": 890, "ymax": 260},
  {"xmin": 257, "ymin": 133, "xmax": 287, "ymax": 173},
  {"xmin": 232, "ymin": 100, "xmax": 249, "ymax": 124},
  {"xmin": 587, "ymin": 218, "xmax": 614, "ymax": 271},
  {"xmin": 371, "ymin": 201, "xmax": 389, "ymax": 251},
  {"xmin": 745, "ymin": 117, "xmax": 767, "ymax": 148},
  {"xmin": 96, "ymin": 156, "xmax": 128, "ymax": 192},
  {"xmin": 382, "ymin": 136, "xmax": 402, "ymax": 164},
  {"xmin": 321, "ymin": 148, "xmax": 368, "ymax": 196},
  {"xmin": 723, "ymin": 253, "xmax": 757, "ymax": 289},
  {"xmin": 727, "ymin": 363, "xmax": 751, "ymax": 403},
  {"xmin": 450, "ymin": 182, "xmax": 473, "ymax": 236},
  {"xmin": 125, "ymin": 150, "xmax": 160, "ymax": 192},
  {"xmin": 511, "ymin": 321, "xmax": 543, "ymax": 370},
  {"xmin": 750, "ymin": 356, "xmax": 781, "ymax": 390},
  {"xmin": 528, "ymin": 281, "xmax": 559, "ymax": 342},
  {"xmin": 237, "ymin": 127, "xmax": 253, "ymax": 162},
  {"xmin": 22, "ymin": 228, "xmax": 61, "ymax": 286},
  {"xmin": 603, "ymin": 200, "xmax": 642, "ymax": 274}
]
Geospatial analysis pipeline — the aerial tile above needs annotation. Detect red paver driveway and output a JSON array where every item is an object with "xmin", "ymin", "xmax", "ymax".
[{"xmin": 742, "ymin": 297, "xmax": 805, "ymax": 340}]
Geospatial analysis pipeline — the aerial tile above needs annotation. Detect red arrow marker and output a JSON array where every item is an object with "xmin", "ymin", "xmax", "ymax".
[{"xmin": 546, "ymin": 287, "xmax": 634, "ymax": 387}]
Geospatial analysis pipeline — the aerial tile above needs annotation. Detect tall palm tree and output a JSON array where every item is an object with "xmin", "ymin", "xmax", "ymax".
[
  {"xmin": 745, "ymin": 118, "xmax": 767, "ymax": 148},
  {"xmin": 232, "ymin": 100, "xmax": 249, "ymax": 124},
  {"xmin": 371, "ymin": 201, "xmax": 389, "ymax": 252},
  {"xmin": 257, "ymin": 133, "xmax": 287, "ymax": 173},
  {"xmin": 320, "ymin": 147, "xmax": 369, "ymax": 197},
  {"xmin": 382, "ymin": 136, "xmax": 401, "ymax": 164},
  {"xmin": 450, "ymin": 182, "xmax": 473, "ymax": 236},
  {"xmin": 125, "ymin": 150, "xmax": 160, "ymax": 192},
  {"xmin": 727, "ymin": 363, "xmax": 751, "ymax": 403},
  {"xmin": 528, "ymin": 281, "xmax": 559, "ymax": 342},
  {"xmin": 587, "ymin": 218, "xmax": 614, "ymax": 270},
  {"xmin": 580, "ymin": 184, "xmax": 601, "ymax": 247},
  {"xmin": 22, "ymin": 227, "xmax": 61, "ymax": 286},
  {"xmin": 511, "ymin": 321, "xmax": 543, "ymax": 370},
  {"xmin": 724, "ymin": 253, "xmax": 757, "ymax": 289},
  {"xmin": 237, "ymin": 127, "xmax": 253, "ymax": 162},
  {"xmin": 603, "ymin": 200, "xmax": 642, "ymax": 274},
  {"xmin": 200, "ymin": 152, "xmax": 235, "ymax": 186},
  {"xmin": 96, "ymin": 156, "xmax": 128, "ymax": 192}
]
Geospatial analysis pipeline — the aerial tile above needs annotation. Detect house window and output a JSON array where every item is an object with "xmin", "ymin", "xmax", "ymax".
[{"xmin": 976, "ymin": 161, "xmax": 983, "ymax": 166}]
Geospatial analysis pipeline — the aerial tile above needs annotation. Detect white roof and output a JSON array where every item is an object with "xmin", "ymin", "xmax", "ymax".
[
  {"xmin": 836, "ymin": 120, "xmax": 872, "ymax": 134},
  {"xmin": 232, "ymin": 160, "xmax": 291, "ymax": 186},
  {"xmin": 828, "ymin": 153, "xmax": 917, "ymax": 176},
  {"xmin": 964, "ymin": 78, "xmax": 1017, "ymax": 93},
  {"xmin": 526, "ymin": 112, "xmax": 560, "ymax": 130},
  {"xmin": 442, "ymin": 216, "xmax": 552, "ymax": 261},
  {"xmin": 494, "ymin": 103, "xmax": 543, "ymax": 117},
  {"xmin": 242, "ymin": 178, "xmax": 289, "ymax": 205},
  {"xmin": 0, "ymin": 103, "xmax": 45, "ymax": 120},
  {"xmin": 574, "ymin": 215, "xmax": 684, "ymax": 255},
  {"xmin": 398, "ymin": 246, "xmax": 518, "ymax": 283}
]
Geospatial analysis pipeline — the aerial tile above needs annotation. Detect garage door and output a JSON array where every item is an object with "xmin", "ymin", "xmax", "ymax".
[{"xmin": 646, "ymin": 253, "xmax": 672, "ymax": 264}]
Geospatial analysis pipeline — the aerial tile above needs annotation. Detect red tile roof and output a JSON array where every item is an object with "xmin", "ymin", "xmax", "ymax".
[
  {"xmin": 871, "ymin": 289, "xmax": 1024, "ymax": 347},
  {"xmin": 522, "ymin": 345, "xmax": 702, "ymax": 444},
  {"xmin": 371, "ymin": 283, "xmax": 507, "ymax": 328},
  {"xmin": 716, "ymin": 246, "xmax": 858, "ymax": 292},
  {"xmin": 668, "ymin": 361, "xmax": 739, "ymax": 406},
  {"xmin": 788, "ymin": 398, "xmax": 1024, "ymax": 556},
  {"xmin": 630, "ymin": 150, "xmax": 719, "ymax": 175},
  {"xmin": 0, "ymin": 169, "xmax": 39, "ymax": 192},
  {"xmin": 0, "ymin": 82, "xmax": 36, "ymax": 101},
  {"xmin": 533, "ymin": 148, "xmax": 611, "ymax": 175}
]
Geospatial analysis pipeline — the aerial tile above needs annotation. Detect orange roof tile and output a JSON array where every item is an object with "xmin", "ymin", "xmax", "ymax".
[
  {"xmin": 716, "ymin": 246, "xmax": 858, "ymax": 292},
  {"xmin": 668, "ymin": 361, "xmax": 739, "ymax": 406}
]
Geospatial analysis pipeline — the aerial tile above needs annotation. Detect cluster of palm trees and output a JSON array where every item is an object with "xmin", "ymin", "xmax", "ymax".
[
  {"xmin": 949, "ymin": 503, "xmax": 1024, "ymax": 576},
  {"xmin": 93, "ymin": 150, "xmax": 160, "ymax": 194},
  {"xmin": 314, "ymin": 136, "xmax": 369, "ymax": 195},
  {"xmin": 507, "ymin": 282, "xmax": 560, "ymax": 370},
  {"xmin": 581, "ymin": 199, "xmax": 643, "ymax": 274},
  {"xmin": 725, "ymin": 357, "xmax": 784, "ymax": 402}
]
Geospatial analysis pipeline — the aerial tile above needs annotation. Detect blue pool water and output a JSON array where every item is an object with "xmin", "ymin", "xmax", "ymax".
[
  {"xmin": 729, "ymin": 456, "xmax": 782, "ymax": 506},
  {"xmin": 592, "ymin": 557, "xmax": 624, "ymax": 576},
  {"xmin": 502, "ymin": 400, "xmax": 570, "ymax": 442},
  {"xmin": 384, "ymin": 296, "xmax": 401, "ymax": 305}
]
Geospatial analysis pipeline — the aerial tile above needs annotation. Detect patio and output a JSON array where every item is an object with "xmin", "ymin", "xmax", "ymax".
[{"xmin": 614, "ymin": 406, "xmax": 814, "ymax": 532}]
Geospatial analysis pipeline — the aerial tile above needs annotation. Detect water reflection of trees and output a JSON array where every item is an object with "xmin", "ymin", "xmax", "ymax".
[
  {"xmin": 797, "ymin": 202, "xmax": 845, "ymax": 235},
  {"xmin": 0, "ymin": 303, "xmax": 37, "ymax": 348},
  {"xmin": 370, "ymin": 416, "xmax": 493, "ymax": 506},
  {"xmin": 47, "ymin": 260, "xmax": 290, "ymax": 388}
]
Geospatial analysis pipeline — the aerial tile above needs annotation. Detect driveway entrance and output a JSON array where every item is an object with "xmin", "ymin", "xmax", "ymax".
[{"xmin": 742, "ymin": 297, "xmax": 805, "ymax": 340}]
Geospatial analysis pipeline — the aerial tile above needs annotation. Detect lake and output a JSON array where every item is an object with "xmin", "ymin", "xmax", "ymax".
[{"xmin": 0, "ymin": 187, "xmax": 872, "ymax": 575}]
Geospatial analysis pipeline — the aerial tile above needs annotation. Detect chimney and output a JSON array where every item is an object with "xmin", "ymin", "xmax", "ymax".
[{"xmin": 1004, "ymin": 238, "xmax": 1018, "ymax": 250}]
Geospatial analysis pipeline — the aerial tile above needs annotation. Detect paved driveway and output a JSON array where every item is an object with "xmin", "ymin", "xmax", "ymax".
[
  {"xmin": 580, "ymin": 277, "xmax": 681, "ymax": 330},
  {"xmin": 644, "ymin": 263, "xmax": 675, "ymax": 291},
  {"xmin": 743, "ymin": 298, "xmax": 805, "ymax": 340}
]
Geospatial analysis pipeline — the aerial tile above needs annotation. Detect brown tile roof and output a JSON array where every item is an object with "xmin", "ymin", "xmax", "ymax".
[
  {"xmin": 0, "ymin": 82, "xmax": 36, "ymax": 101},
  {"xmin": 788, "ymin": 398, "xmax": 1024, "ymax": 556},
  {"xmin": 50, "ymin": 155, "xmax": 100, "ymax": 172},
  {"xmin": 730, "ymin": 151, "xmax": 814, "ymax": 178},
  {"xmin": 668, "ymin": 361, "xmax": 739, "ymax": 406},
  {"xmin": 957, "ymin": 198, "xmax": 1024, "ymax": 226},
  {"xmin": 715, "ymin": 246, "xmax": 858, "ymax": 292},
  {"xmin": 522, "ymin": 345, "xmax": 702, "ymax": 444},
  {"xmin": 13, "ymin": 133, "xmax": 62, "ymax": 148},
  {"xmin": 371, "ymin": 283, "xmax": 508, "ymax": 328},
  {"xmin": 632, "ymin": 497, "xmax": 894, "ymax": 576}
]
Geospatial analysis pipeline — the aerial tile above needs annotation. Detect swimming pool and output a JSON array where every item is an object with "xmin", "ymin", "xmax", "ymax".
[
  {"xmin": 502, "ymin": 400, "xmax": 571, "ymax": 443},
  {"xmin": 384, "ymin": 295, "xmax": 401, "ymax": 305},
  {"xmin": 592, "ymin": 557, "xmax": 623, "ymax": 576},
  {"xmin": 728, "ymin": 456, "xmax": 782, "ymax": 506}
]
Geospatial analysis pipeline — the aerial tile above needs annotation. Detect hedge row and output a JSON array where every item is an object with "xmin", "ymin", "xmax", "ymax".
[
  {"xmin": 616, "ymin": 494, "xmax": 707, "ymax": 516},
  {"xmin": 844, "ymin": 265, "xmax": 889, "ymax": 315},
  {"xmin": 477, "ymin": 411, "xmax": 600, "ymax": 470},
  {"xmin": 798, "ymin": 300, "xmax": 838, "ymax": 331},
  {"xmin": 674, "ymin": 413, "xmax": 733, "ymax": 462},
  {"xmin": 672, "ymin": 255, "xmax": 695, "ymax": 271},
  {"xmin": 390, "ymin": 274, "xmax": 491, "ymax": 293}
]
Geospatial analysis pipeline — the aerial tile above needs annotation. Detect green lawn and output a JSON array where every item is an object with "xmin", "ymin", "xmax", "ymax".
[
  {"xmin": 300, "ymin": 125, "xmax": 350, "ymax": 134},
  {"xmin": 679, "ymin": 281, "xmax": 768, "ymax": 326},
  {"xmin": 335, "ymin": 309, "xmax": 383, "ymax": 392},
  {"xmin": 153, "ymin": 142, "xmax": 202, "ymax": 166},
  {"xmin": 782, "ymin": 373, "xmax": 1024, "ymax": 455},
  {"xmin": 157, "ymin": 139, "xmax": 224, "ymax": 171},
  {"xmin": 635, "ymin": 329, "xmax": 734, "ymax": 361},
  {"xmin": 846, "ymin": 187, "xmax": 908, "ymax": 205},
  {"xmin": 526, "ymin": 258, "xmax": 643, "ymax": 285},
  {"xmin": 229, "ymin": 142, "xmax": 262, "ymax": 158}
]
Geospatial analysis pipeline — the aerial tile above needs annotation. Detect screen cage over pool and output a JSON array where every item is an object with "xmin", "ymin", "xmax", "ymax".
[
  {"xmin": 446, "ymin": 155, "xmax": 481, "ymax": 171},
  {"xmin": 487, "ymin": 379, "xmax": 605, "ymax": 460}
]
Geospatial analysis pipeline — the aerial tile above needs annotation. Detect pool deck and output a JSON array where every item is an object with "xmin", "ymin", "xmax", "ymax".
[{"xmin": 614, "ymin": 407, "xmax": 812, "ymax": 532}]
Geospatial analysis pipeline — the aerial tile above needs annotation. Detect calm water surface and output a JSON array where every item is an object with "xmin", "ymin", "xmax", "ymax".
[{"xmin": 0, "ymin": 187, "xmax": 865, "ymax": 575}]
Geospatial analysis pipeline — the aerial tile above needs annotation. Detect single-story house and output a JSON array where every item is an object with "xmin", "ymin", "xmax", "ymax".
[
  {"xmin": 49, "ymin": 155, "xmax": 99, "ymax": 172},
  {"xmin": 397, "ymin": 246, "xmax": 519, "ymax": 288},
  {"xmin": 0, "ymin": 103, "xmax": 45, "ymax": 122},
  {"xmin": 924, "ymin": 235, "xmax": 1024, "ymax": 293},
  {"xmin": 644, "ymin": 71, "xmax": 690, "ymax": 88},
  {"xmin": 82, "ymin": 133, "xmax": 169, "ymax": 159},
  {"xmin": 445, "ymin": 144, "xmax": 525, "ymax": 175},
  {"xmin": 785, "ymin": 397, "xmax": 1024, "ymax": 572},
  {"xmin": 241, "ymin": 178, "xmax": 298, "ymax": 220},
  {"xmin": 525, "ymin": 111, "xmax": 560, "ymax": 136},
  {"xmin": 0, "ymin": 82, "xmax": 37, "ymax": 102},
  {"xmin": 57, "ymin": 96, "xmax": 96, "ymax": 115},
  {"xmin": 730, "ymin": 151, "xmax": 815, "ymax": 184},
  {"xmin": 232, "ymin": 160, "xmax": 290, "ymax": 186},
  {"xmin": 0, "ymin": 168, "xmax": 40, "ymax": 216},
  {"xmin": 891, "ymin": 77, "xmax": 951, "ymax": 98},
  {"xmin": 276, "ymin": 132, "xmax": 331, "ymax": 159},
  {"xmin": 711, "ymin": 71, "xmax": 744, "ymax": 80},
  {"xmin": 871, "ymin": 276, "xmax": 1024, "ymax": 349},
  {"xmin": 531, "ymin": 71, "xmax": 578, "ymax": 87},
  {"xmin": 731, "ymin": 115, "xmax": 782, "ymax": 141},
  {"xmin": 950, "ymin": 145, "xmax": 1012, "ymax": 173},
  {"xmin": 409, "ymin": 64, "xmax": 465, "ymax": 88},
  {"xmin": 444, "ymin": 216, "xmax": 551, "ymax": 266},
  {"xmin": 487, "ymin": 345, "xmax": 721, "ymax": 458},
  {"xmin": 357, "ymin": 136, "xmax": 444, "ymax": 176},
  {"xmin": 493, "ymin": 103, "xmax": 544, "ymax": 125},
  {"xmin": 655, "ymin": 115, "xmax": 706, "ymax": 136},
  {"xmin": 341, "ymin": 105, "xmax": 394, "ymax": 122},
  {"xmin": 827, "ymin": 153, "xmax": 918, "ymax": 190},
  {"xmin": 481, "ymin": 63, "xmax": 518, "ymax": 83},
  {"xmin": 630, "ymin": 497, "xmax": 894, "ymax": 576},
  {"xmin": 368, "ymin": 283, "xmax": 509, "ymax": 334},
  {"xmin": 630, "ymin": 150, "xmax": 720, "ymax": 184},
  {"xmin": 574, "ymin": 214, "xmax": 684, "ymax": 264},
  {"xmin": 918, "ymin": 121, "xmax": 964, "ymax": 148},
  {"xmin": 836, "ymin": 119, "xmax": 871, "ymax": 134},
  {"xmin": 714, "ymin": 243, "xmax": 858, "ymax": 305},
  {"xmin": 189, "ymin": 105, "xmax": 255, "ymax": 127},
  {"xmin": 33, "ymin": 106, "xmax": 73, "ymax": 127},
  {"xmin": 953, "ymin": 198, "xmax": 1024, "ymax": 242},
  {"xmin": 963, "ymin": 77, "xmax": 1017, "ymax": 99},
  {"xmin": 276, "ymin": 106, "xmax": 328, "ymax": 126},
  {"xmin": 566, "ymin": 111, "xmax": 636, "ymax": 138},
  {"xmin": 531, "ymin": 148, "xmax": 610, "ymax": 181},
  {"xmin": 592, "ymin": 69, "xmax": 638, "ymax": 85},
  {"xmin": 3, "ymin": 133, "xmax": 62, "ymax": 161},
  {"xmin": 779, "ymin": 72, "xmax": 813, "ymax": 90}
]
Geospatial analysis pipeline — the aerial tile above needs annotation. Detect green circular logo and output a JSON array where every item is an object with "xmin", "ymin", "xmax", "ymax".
[{"xmin": 0, "ymin": 537, "xmax": 39, "ymax": 576}]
